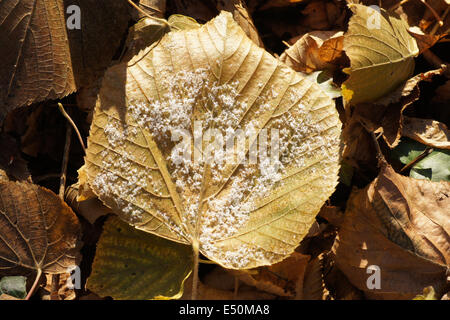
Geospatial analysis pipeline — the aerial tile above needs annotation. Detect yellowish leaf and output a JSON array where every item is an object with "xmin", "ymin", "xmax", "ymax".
[
  {"xmin": 80, "ymin": 11, "xmax": 341, "ymax": 269},
  {"xmin": 343, "ymin": 4, "xmax": 419, "ymax": 104}
]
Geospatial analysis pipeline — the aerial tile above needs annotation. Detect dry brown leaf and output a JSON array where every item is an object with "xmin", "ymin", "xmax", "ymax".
[
  {"xmin": 302, "ymin": 253, "xmax": 330, "ymax": 300},
  {"xmin": 0, "ymin": 0, "xmax": 130, "ymax": 123},
  {"xmin": 397, "ymin": 0, "xmax": 450, "ymax": 37},
  {"xmin": 233, "ymin": 252, "xmax": 310, "ymax": 297},
  {"xmin": 324, "ymin": 264, "xmax": 363, "ymax": 300},
  {"xmin": 402, "ymin": 116, "xmax": 450, "ymax": 150},
  {"xmin": 332, "ymin": 165, "xmax": 450, "ymax": 299},
  {"xmin": 202, "ymin": 266, "xmax": 237, "ymax": 291},
  {"xmin": 408, "ymin": 26, "xmax": 447, "ymax": 54},
  {"xmin": 138, "ymin": 0, "xmax": 166, "ymax": 18},
  {"xmin": 280, "ymin": 31, "xmax": 344, "ymax": 73},
  {"xmin": 40, "ymin": 273, "xmax": 76, "ymax": 300},
  {"xmin": 182, "ymin": 276, "xmax": 276, "ymax": 300},
  {"xmin": 301, "ymin": 1, "xmax": 338, "ymax": 30},
  {"xmin": 0, "ymin": 133, "xmax": 30, "ymax": 182},
  {"xmin": 0, "ymin": 179, "xmax": 81, "ymax": 276},
  {"xmin": 216, "ymin": 0, "xmax": 263, "ymax": 46},
  {"xmin": 65, "ymin": 183, "xmax": 112, "ymax": 224},
  {"xmin": 352, "ymin": 68, "xmax": 444, "ymax": 148},
  {"xmin": 342, "ymin": 116, "xmax": 378, "ymax": 174},
  {"xmin": 0, "ymin": 293, "xmax": 20, "ymax": 300},
  {"xmin": 317, "ymin": 205, "xmax": 344, "ymax": 227}
]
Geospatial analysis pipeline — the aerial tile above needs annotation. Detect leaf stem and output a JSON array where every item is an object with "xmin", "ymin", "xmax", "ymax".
[
  {"xmin": 191, "ymin": 241, "xmax": 199, "ymax": 300},
  {"xmin": 126, "ymin": 0, "xmax": 171, "ymax": 28},
  {"xmin": 58, "ymin": 103, "xmax": 86, "ymax": 154},
  {"xmin": 25, "ymin": 269, "xmax": 42, "ymax": 300}
]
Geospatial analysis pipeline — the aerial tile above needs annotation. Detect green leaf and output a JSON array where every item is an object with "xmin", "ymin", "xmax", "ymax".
[
  {"xmin": 392, "ymin": 138, "xmax": 450, "ymax": 182},
  {"xmin": 392, "ymin": 138, "xmax": 427, "ymax": 165},
  {"xmin": 304, "ymin": 71, "xmax": 342, "ymax": 99},
  {"xmin": 410, "ymin": 150, "xmax": 450, "ymax": 182},
  {"xmin": 342, "ymin": 4, "xmax": 419, "ymax": 104},
  {"xmin": 87, "ymin": 216, "xmax": 193, "ymax": 300},
  {"xmin": 0, "ymin": 276, "xmax": 27, "ymax": 299}
]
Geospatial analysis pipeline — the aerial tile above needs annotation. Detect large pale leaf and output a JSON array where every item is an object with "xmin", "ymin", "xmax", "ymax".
[
  {"xmin": 87, "ymin": 216, "xmax": 192, "ymax": 300},
  {"xmin": 342, "ymin": 4, "xmax": 419, "ymax": 104},
  {"xmin": 0, "ymin": 179, "xmax": 81, "ymax": 275},
  {"xmin": 79, "ymin": 11, "xmax": 341, "ymax": 269}
]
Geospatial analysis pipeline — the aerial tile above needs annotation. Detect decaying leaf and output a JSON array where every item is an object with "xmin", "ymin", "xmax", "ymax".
[
  {"xmin": 232, "ymin": 252, "xmax": 310, "ymax": 297},
  {"xmin": 332, "ymin": 165, "xmax": 449, "ymax": 299},
  {"xmin": 122, "ymin": 17, "xmax": 171, "ymax": 62},
  {"xmin": 87, "ymin": 216, "xmax": 193, "ymax": 300},
  {"xmin": 0, "ymin": 276, "xmax": 27, "ymax": 299},
  {"xmin": 0, "ymin": 179, "xmax": 81, "ymax": 275},
  {"xmin": 402, "ymin": 116, "xmax": 450, "ymax": 150},
  {"xmin": 79, "ymin": 11, "xmax": 342, "ymax": 269},
  {"xmin": 351, "ymin": 68, "xmax": 444, "ymax": 148},
  {"xmin": 413, "ymin": 286, "xmax": 438, "ymax": 300},
  {"xmin": 302, "ymin": 253, "xmax": 330, "ymax": 300},
  {"xmin": 134, "ymin": 0, "xmax": 166, "ymax": 19},
  {"xmin": 0, "ymin": 0, "xmax": 130, "ymax": 123},
  {"xmin": 342, "ymin": 4, "xmax": 419, "ymax": 104},
  {"xmin": 182, "ymin": 275, "xmax": 276, "ymax": 300},
  {"xmin": 216, "ymin": 0, "xmax": 263, "ymax": 47},
  {"xmin": 65, "ymin": 183, "xmax": 112, "ymax": 224},
  {"xmin": 280, "ymin": 31, "xmax": 344, "ymax": 73}
]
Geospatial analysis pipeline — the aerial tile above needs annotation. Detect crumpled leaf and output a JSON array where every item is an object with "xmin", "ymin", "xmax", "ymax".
[
  {"xmin": 351, "ymin": 68, "xmax": 443, "ymax": 148},
  {"xmin": 182, "ymin": 274, "xmax": 276, "ymax": 300},
  {"xmin": 302, "ymin": 254, "xmax": 329, "ymax": 300},
  {"xmin": 216, "ymin": 0, "xmax": 263, "ymax": 47},
  {"xmin": 87, "ymin": 216, "xmax": 193, "ymax": 300},
  {"xmin": 0, "ymin": 276, "xmax": 27, "ymax": 299},
  {"xmin": 413, "ymin": 286, "xmax": 438, "ymax": 300},
  {"xmin": 122, "ymin": 17, "xmax": 171, "ymax": 62},
  {"xmin": 168, "ymin": 14, "xmax": 202, "ymax": 30},
  {"xmin": 392, "ymin": 138, "xmax": 450, "ymax": 182},
  {"xmin": 332, "ymin": 165, "xmax": 449, "ymax": 299},
  {"xmin": 280, "ymin": 31, "xmax": 344, "ymax": 73},
  {"xmin": 232, "ymin": 252, "xmax": 310, "ymax": 297},
  {"xmin": 79, "ymin": 11, "xmax": 342, "ymax": 269},
  {"xmin": 402, "ymin": 116, "xmax": 450, "ymax": 150},
  {"xmin": 342, "ymin": 4, "xmax": 419, "ymax": 104},
  {"xmin": 0, "ymin": 179, "xmax": 81, "ymax": 275},
  {"xmin": 0, "ymin": 0, "xmax": 130, "ymax": 123},
  {"xmin": 65, "ymin": 183, "xmax": 112, "ymax": 224}
]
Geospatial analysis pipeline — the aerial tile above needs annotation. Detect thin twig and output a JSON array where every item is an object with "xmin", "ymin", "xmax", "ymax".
[
  {"xmin": 127, "ymin": 0, "xmax": 172, "ymax": 28},
  {"xmin": 25, "ymin": 269, "xmax": 42, "ymax": 300},
  {"xmin": 58, "ymin": 103, "xmax": 86, "ymax": 154},
  {"xmin": 50, "ymin": 110, "xmax": 73, "ymax": 300},
  {"xmin": 199, "ymin": 258, "xmax": 217, "ymax": 264},
  {"xmin": 400, "ymin": 147, "xmax": 433, "ymax": 172},
  {"xmin": 358, "ymin": 119, "xmax": 387, "ymax": 167},
  {"xmin": 431, "ymin": 5, "xmax": 449, "ymax": 35},
  {"xmin": 419, "ymin": 0, "xmax": 444, "ymax": 27}
]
